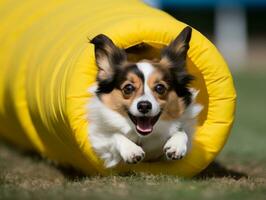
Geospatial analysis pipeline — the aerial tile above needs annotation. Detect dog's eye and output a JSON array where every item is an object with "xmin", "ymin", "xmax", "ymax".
[
  {"xmin": 154, "ymin": 84, "xmax": 167, "ymax": 95},
  {"xmin": 122, "ymin": 84, "xmax": 135, "ymax": 95}
]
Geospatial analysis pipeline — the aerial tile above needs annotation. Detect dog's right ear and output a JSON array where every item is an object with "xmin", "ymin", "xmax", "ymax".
[{"xmin": 90, "ymin": 34, "xmax": 127, "ymax": 81}]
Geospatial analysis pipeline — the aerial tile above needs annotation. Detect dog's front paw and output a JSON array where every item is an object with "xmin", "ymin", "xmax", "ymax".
[
  {"xmin": 120, "ymin": 145, "xmax": 145, "ymax": 164},
  {"xmin": 163, "ymin": 134, "xmax": 187, "ymax": 160}
]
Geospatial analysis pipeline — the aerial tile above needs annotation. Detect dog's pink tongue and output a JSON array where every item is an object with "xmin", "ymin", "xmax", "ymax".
[{"xmin": 136, "ymin": 118, "xmax": 153, "ymax": 135}]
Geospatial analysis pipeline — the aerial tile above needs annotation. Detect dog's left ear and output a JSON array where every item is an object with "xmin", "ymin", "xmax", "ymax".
[
  {"xmin": 91, "ymin": 34, "xmax": 127, "ymax": 81},
  {"xmin": 160, "ymin": 26, "xmax": 192, "ymax": 69},
  {"xmin": 160, "ymin": 26, "xmax": 193, "ymax": 106}
]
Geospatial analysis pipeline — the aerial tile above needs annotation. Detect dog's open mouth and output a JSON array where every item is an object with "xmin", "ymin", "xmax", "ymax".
[{"xmin": 128, "ymin": 113, "xmax": 161, "ymax": 136}]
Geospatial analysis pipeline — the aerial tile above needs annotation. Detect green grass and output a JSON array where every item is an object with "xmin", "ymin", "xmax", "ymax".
[
  {"xmin": 0, "ymin": 71, "xmax": 266, "ymax": 200},
  {"xmin": 219, "ymin": 71, "xmax": 266, "ymax": 166}
]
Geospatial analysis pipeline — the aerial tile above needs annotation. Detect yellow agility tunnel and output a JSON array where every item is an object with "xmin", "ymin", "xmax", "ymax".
[{"xmin": 0, "ymin": 0, "xmax": 236, "ymax": 177}]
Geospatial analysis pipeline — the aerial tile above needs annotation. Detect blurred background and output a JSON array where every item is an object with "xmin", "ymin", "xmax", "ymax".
[{"xmin": 145, "ymin": 0, "xmax": 266, "ymax": 70}]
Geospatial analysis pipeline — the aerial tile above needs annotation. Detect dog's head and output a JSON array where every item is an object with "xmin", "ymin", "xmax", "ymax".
[{"xmin": 91, "ymin": 26, "xmax": 193, "ymax": 136}]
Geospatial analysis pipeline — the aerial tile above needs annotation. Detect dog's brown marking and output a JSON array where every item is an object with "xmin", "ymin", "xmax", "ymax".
[
  {"xmin": 121, "ymin": 72, "xmax": 143, "ymax": 97},
  {"xmin": 146, "ymin": 65, "xmax": 185, "ymax": 121},
  {"xmin": 160, "ymin": 91, "xmax": 185, "ymax": 120},
  {"xmin": 159, "ymin": 57, "xmax": 173, "ymax": 70},
  {"xmin": 100, "ymin": 72, "xmax": 144, "ymax": 117},
  {"xmin": 147, "ymin": 69, "xmax": 168, "ymax": 98},
  {"xmin": 100, "ymin": 89, "xmax": 128, "ymax": 116}
]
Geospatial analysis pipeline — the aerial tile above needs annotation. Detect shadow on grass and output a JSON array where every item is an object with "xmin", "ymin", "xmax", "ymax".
[
  {"xmin": 0, "ymin": 140, "xmax": 86, "ymax": 181},
  {"xmin": 37, "ymin": 158, "xmax": 249, "ymax": 181},
  {"xmin": 23, "ymin": 155, "xmax": 250, "ymax": 181},
  {"xmin": 196, "ymin": 161, "xmax": 248, "ymax": 180},
  {"xmin": 20, "ymin": 150, "xmax": 87, "ymax": 181},
  {"xmin": 0, "ymin": 140, "xmax": 248, "ymax": 181}
]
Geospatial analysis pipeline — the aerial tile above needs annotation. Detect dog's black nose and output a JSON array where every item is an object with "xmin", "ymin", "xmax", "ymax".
[{"xmin": 137, "ymin": 101, "xmax": 152, "ymax": 114}]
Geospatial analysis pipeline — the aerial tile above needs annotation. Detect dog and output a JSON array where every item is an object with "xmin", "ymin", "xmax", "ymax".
[{"xmin": 88, "ymin": 26, "xmax": 203, "ymax": 168}]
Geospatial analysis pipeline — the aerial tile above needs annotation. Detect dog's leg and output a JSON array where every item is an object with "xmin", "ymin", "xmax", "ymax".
[
  {"xmin": 113, "ymin": 134, "xmax": 145, "ymax": 164},
  {"xmin": 163, "ymin": 129, "xmax": 188, "ymax": 160}
]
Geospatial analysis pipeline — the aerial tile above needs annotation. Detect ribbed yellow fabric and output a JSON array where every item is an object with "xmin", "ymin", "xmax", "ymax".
[{"xmin": 0, "ymin": 0, "xmax": 236, "ymax": 177}]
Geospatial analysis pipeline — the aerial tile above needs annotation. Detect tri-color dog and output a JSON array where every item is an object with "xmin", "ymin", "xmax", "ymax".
[{"xmin": 88, "ymin": 26, "xmax": 202, "ymax": 168}]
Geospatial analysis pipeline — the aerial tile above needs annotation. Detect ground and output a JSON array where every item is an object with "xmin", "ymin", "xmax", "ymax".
[{"xmin": 0, "ymin": 71, "xmax": 265, "ymax": 200}]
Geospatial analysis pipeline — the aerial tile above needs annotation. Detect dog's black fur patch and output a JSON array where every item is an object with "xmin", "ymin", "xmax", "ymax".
[
  {"xmin": 91, "ymin": 34, "xmax": 127, "ymax": 71},
  {"xmin": 170, "ymin": 70, "xmax": 194, "ymax": 106},
  {"xmin": 95, "ymin": 64, "xmax": 144, "ymax": 96},
  {"xmin": 161, "ymin": 26, "xmax": 193, "ymax": 106}
]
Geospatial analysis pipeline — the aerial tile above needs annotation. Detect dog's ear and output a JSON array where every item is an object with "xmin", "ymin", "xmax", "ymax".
[
  {"xmin": 160, "ymin": 26, "xmax": 194, "ymax": 105},
  {"xmin": 160, "ymin": 26, "xmax": 192, "ymax": 69},
  {"xmin": 91, "ymin": 34, "xmax": 127, "ymax": 81}
]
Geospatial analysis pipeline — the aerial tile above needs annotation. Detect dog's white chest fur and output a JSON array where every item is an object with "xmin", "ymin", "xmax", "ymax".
[{"xmin": 87, "ymin": 89, "xmax": 202, "ymax": 168}]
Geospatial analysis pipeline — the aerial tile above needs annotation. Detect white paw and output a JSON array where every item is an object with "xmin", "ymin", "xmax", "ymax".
[
  {"xmin": 163, "ymin": 134, "xmax": 188, "ymax": 160},
  {"xmin": 120, "ymin": 144, "xmax": 145, "ymax": 164}
]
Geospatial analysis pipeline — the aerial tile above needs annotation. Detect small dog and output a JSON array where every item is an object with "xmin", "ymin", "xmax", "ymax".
[{"xmin": 88, "ymin": 26, "xmax": 202, "ymax": 168}]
